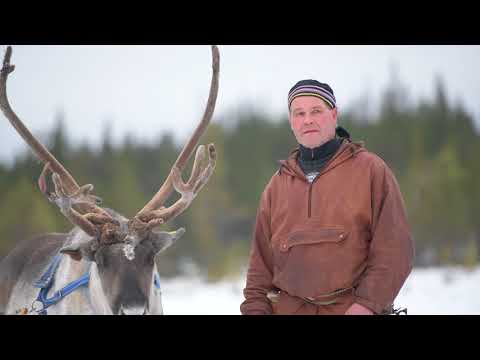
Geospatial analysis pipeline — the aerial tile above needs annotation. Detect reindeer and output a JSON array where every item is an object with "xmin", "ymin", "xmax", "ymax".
[{"xmin": 0, "ymin": 45, "xmax": 220, "ymax": 315}]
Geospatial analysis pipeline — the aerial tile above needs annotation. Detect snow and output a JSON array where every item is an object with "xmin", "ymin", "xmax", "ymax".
[
  {"xmin": 395, "ymin": 266, "xmax": 480, "ymax": 315},
  {"xmin": 161, "ymin": 266, "xmax": 480, "ymax": 315}
]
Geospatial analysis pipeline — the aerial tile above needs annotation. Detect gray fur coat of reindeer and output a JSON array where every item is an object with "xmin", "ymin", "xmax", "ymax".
[{"xmin": 0, "ymin": 45, "xmax": 220, "ymax": 315}]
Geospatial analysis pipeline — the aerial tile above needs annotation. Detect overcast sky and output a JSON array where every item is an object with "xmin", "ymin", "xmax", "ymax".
[{"xmin": 1, "ymin": 45, "xmax": 479, "ymax": 166}]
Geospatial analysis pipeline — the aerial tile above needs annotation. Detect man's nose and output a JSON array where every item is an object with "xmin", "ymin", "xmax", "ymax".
[{"xmin": 303, "ymin": 114, "xmax": 313, "ymax": 125}]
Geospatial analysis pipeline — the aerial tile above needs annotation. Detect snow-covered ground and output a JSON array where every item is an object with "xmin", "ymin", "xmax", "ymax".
[{"xmin": 161, "ymin": 266, "xmax": 480, "ymax": 315}]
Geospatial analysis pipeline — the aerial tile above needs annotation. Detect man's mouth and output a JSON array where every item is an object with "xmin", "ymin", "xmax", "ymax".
[{"xmin": 303, "ymin": 130, "xmax": 319, "ymax": 135}]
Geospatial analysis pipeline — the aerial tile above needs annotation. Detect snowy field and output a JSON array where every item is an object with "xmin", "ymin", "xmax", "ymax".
[{"xmin": 161, "ymin": 266, "xmax": 480, "ymax": 315}]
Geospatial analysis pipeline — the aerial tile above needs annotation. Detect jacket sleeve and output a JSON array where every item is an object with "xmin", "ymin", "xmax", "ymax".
[
  {"xmin": 240, "ymin": 187, "xmax": 275, "ymax": 315},
  {"xmin": 353, "ymin": 159, "xmax": 415, "ymax": 314}
]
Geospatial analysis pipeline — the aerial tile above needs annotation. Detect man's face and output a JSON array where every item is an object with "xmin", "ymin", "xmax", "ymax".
[{"xmin": 289, "ymin": 96, "xmax": 338, "ymax": 149}]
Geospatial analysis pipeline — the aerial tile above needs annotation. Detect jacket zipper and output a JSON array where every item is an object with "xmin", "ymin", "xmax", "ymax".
[
  {"xmin": 308, "ymin": 183, "xmax": 313, "ymax": 218},
  {"xmin": 299, "ymin": 142, "xmax": 356, "ymax": 219},
  {"xmin": 306, "ymin": 168, "xmax": 326, "ymax": 218}
]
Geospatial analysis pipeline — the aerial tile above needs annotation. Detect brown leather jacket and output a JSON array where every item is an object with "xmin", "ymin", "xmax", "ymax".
[{"xmin": 240, "ymin": 139, "xmax": 414, "ymax": 315}]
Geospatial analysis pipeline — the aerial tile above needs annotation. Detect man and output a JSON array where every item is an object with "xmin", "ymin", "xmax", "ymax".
[{"xmin": 240, "ymin": 80, "xmax": 414, "ymax": 315}]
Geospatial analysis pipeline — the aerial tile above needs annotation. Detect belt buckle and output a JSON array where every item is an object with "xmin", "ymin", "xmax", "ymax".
[{"xmin": 267, "ymin": 290, "xmax": 280, "ymax": 303}]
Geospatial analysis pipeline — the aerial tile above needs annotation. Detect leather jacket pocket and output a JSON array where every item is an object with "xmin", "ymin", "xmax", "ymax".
[
  {"xmin": 284, "ymin": 228, "xmax": 348, "ymax": 250},
  {"xmin": 276, "ymin": 226, "xmax": 350, "ymax": 299}
]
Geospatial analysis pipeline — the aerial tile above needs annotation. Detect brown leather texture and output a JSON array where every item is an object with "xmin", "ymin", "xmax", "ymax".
[{"xmin": 240, "ymin": 140, "xmax": 414, "ymax": 315}]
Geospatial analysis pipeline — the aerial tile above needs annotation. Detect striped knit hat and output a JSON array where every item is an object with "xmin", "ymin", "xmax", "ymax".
[{"xmin": 288, "ymin": 79, "xmax": 336, "ymax": 110}]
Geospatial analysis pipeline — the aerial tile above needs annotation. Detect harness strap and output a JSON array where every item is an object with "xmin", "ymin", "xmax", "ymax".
[
  {"xmin": 33, "ymin": 254, "xmax": 91, "ymax": 315},
  {"xmin": 33, "ymin": 254, "xmax": 62, "ymax": 288},
  {"xmin": 36, "ymin": 271, "xmax": 90, "ymax": 311},
  {"xmin": 31, "ymin": 254, "xmax": 162, "ymax": 315},
  {"xmin": 153, "ymin": 273, "xmax": 161, "ymax": 290}
]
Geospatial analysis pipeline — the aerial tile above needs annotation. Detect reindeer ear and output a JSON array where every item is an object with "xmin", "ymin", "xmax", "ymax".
[
  {"xmin": 150, "ymin": 227, "xmax": 185, "ymax": 254},
  {"xmin": 60, "ymin": 241, "xmax": 95, "ymax": 262}
]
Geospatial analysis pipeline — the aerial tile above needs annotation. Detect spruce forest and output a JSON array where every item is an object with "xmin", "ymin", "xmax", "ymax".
[{"xmin": 1, "ymin": 78, "xmax": 478, "ymax": 280}]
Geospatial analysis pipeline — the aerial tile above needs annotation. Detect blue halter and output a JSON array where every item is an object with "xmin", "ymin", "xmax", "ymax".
[
  {"xmin": 32, "ymin": 254, "xmax": 91, "ymax": 315},
  {"xmin": 153, "ymin": 272, "xmax": 161, "ymax": 290},
  {"xmin": 32, "ymin": 254, "xmax": 162, "ymax": 314}
]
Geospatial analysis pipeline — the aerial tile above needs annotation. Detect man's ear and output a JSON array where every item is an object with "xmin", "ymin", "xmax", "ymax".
[
  {"xmin": 60, "ymin": 241, "xmax": 96, "ymax": 262},
  {"xmin": 150, "ymin": 228, "xmax": 185, "ymax": 255},
  {"xmin": 332, "ymin": 106, "xmax": 338, "ymax": 122}
]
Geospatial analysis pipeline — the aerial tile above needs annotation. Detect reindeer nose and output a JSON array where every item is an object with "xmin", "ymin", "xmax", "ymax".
[{"xmin": 119, "ymin": 305, "xmax": 148, "ymax": 315}]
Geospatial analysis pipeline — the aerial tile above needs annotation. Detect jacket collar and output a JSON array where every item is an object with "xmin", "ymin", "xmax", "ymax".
[
  {"xmin": 298, "ymin": 138, "xmax": 342, "ymax": 162},
  {"xmin": 278, "ymin": 139, "xmax": 366, "ymax": 180}
]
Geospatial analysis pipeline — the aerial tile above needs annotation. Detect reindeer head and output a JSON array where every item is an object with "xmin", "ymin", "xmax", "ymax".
[
  {"xmin": 0, "ymin": 45, "xmax": 220, "ymax": 314},
  {"xmin": 62, "ymin": 221, "xmax": 186, "ymax": 314}
]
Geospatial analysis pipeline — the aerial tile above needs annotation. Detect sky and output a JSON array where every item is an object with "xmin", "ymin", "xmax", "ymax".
[{"xmin": 1, "ymin": 45, "xmax": 479, "ymax": 166}]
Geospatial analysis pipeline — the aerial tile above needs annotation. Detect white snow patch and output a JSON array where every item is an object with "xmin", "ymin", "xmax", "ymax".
[{"xmin": 161, "ymin": 266, "xmax": 480, "ymax": 315}]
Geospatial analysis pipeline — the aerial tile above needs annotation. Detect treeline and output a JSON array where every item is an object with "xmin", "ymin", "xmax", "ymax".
[{"xmin": 1, "ymin": 79, "xmax": 479, "ymax": 279}]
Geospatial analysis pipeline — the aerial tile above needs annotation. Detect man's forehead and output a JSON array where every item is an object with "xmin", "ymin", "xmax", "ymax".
[{"xmin": 291, "ymin": 96, "xmax": 330, "ymax": 110}]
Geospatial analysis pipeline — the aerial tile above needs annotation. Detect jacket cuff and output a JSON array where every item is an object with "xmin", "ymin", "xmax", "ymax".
[
  {"xmin": 240, "ymin": 299, "xmax": 273, "ymax": 315},
  {"xmin": 242, "ymin": 310, "xmax": 270, "ymax": 315},
  {"xmin": 353, "ymin": 295, "xmax": 390, "ymax": 315}
]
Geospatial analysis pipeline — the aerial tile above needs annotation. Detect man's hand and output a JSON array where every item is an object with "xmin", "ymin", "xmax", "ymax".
[{"xmin": 345, "ymin": 302, "xmax": 374, "ymax": 315}]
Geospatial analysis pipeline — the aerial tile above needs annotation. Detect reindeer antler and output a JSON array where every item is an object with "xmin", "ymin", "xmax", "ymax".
[
  {"xmin": 132, "ymin": 45, "xmax": 220, "ymax": 231},
  {"xmin": 0, "ymin": 45, "xmax": 220, "ymax": 246},
  {"xmin": 0, "ymin": 46, "xmax": 116, "ymax": 237}
]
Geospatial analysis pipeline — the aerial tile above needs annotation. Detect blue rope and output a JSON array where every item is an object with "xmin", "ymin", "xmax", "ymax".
[
  {"xmin": 34, "ymin": 255, "xmax": 91, "ymax": 315},
  {"xmin": 154, "ymin": 273, "xmax": 161, "ymax": 290},
  {"xmin": 33, "ymin": 255, "xmax": 161, "ymax": 314}
]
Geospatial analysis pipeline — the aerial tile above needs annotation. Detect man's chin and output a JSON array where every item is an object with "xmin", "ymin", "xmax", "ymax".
[
  {"xmin": 299, "ymin": 134, "xmax": 336, "ymax": 148},
  {"xmin": 300, "ymin": 138, "xmax": 323, "ymax": 149},
  {"xmin": 300, "ymin": 143, "xmax": 320, "ymax": 149},
  {"xmin": 300, "ymin": 133, "xmax": 323, "ymax": 147}
]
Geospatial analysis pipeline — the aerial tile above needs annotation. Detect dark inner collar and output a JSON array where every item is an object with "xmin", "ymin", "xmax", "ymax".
[{"xmin": 299, "ymin": 137, "xmax": 342, "ymax": 161}]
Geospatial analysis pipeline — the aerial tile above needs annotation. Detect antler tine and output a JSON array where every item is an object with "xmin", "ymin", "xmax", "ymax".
[
  {"xmin": 0, "ymin": 46, "xmax": 79, "ymax": 195},
  {"xmin": 0, "ymin": 46, "xmax": 115, "ymax": 236},
  {"xmin": 135, "ymin": 45, "xmax": 220, "ymax": 220},
  {"xmin": 142, "ymin": 143, "xmax": 217, "ymax": 230}
]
